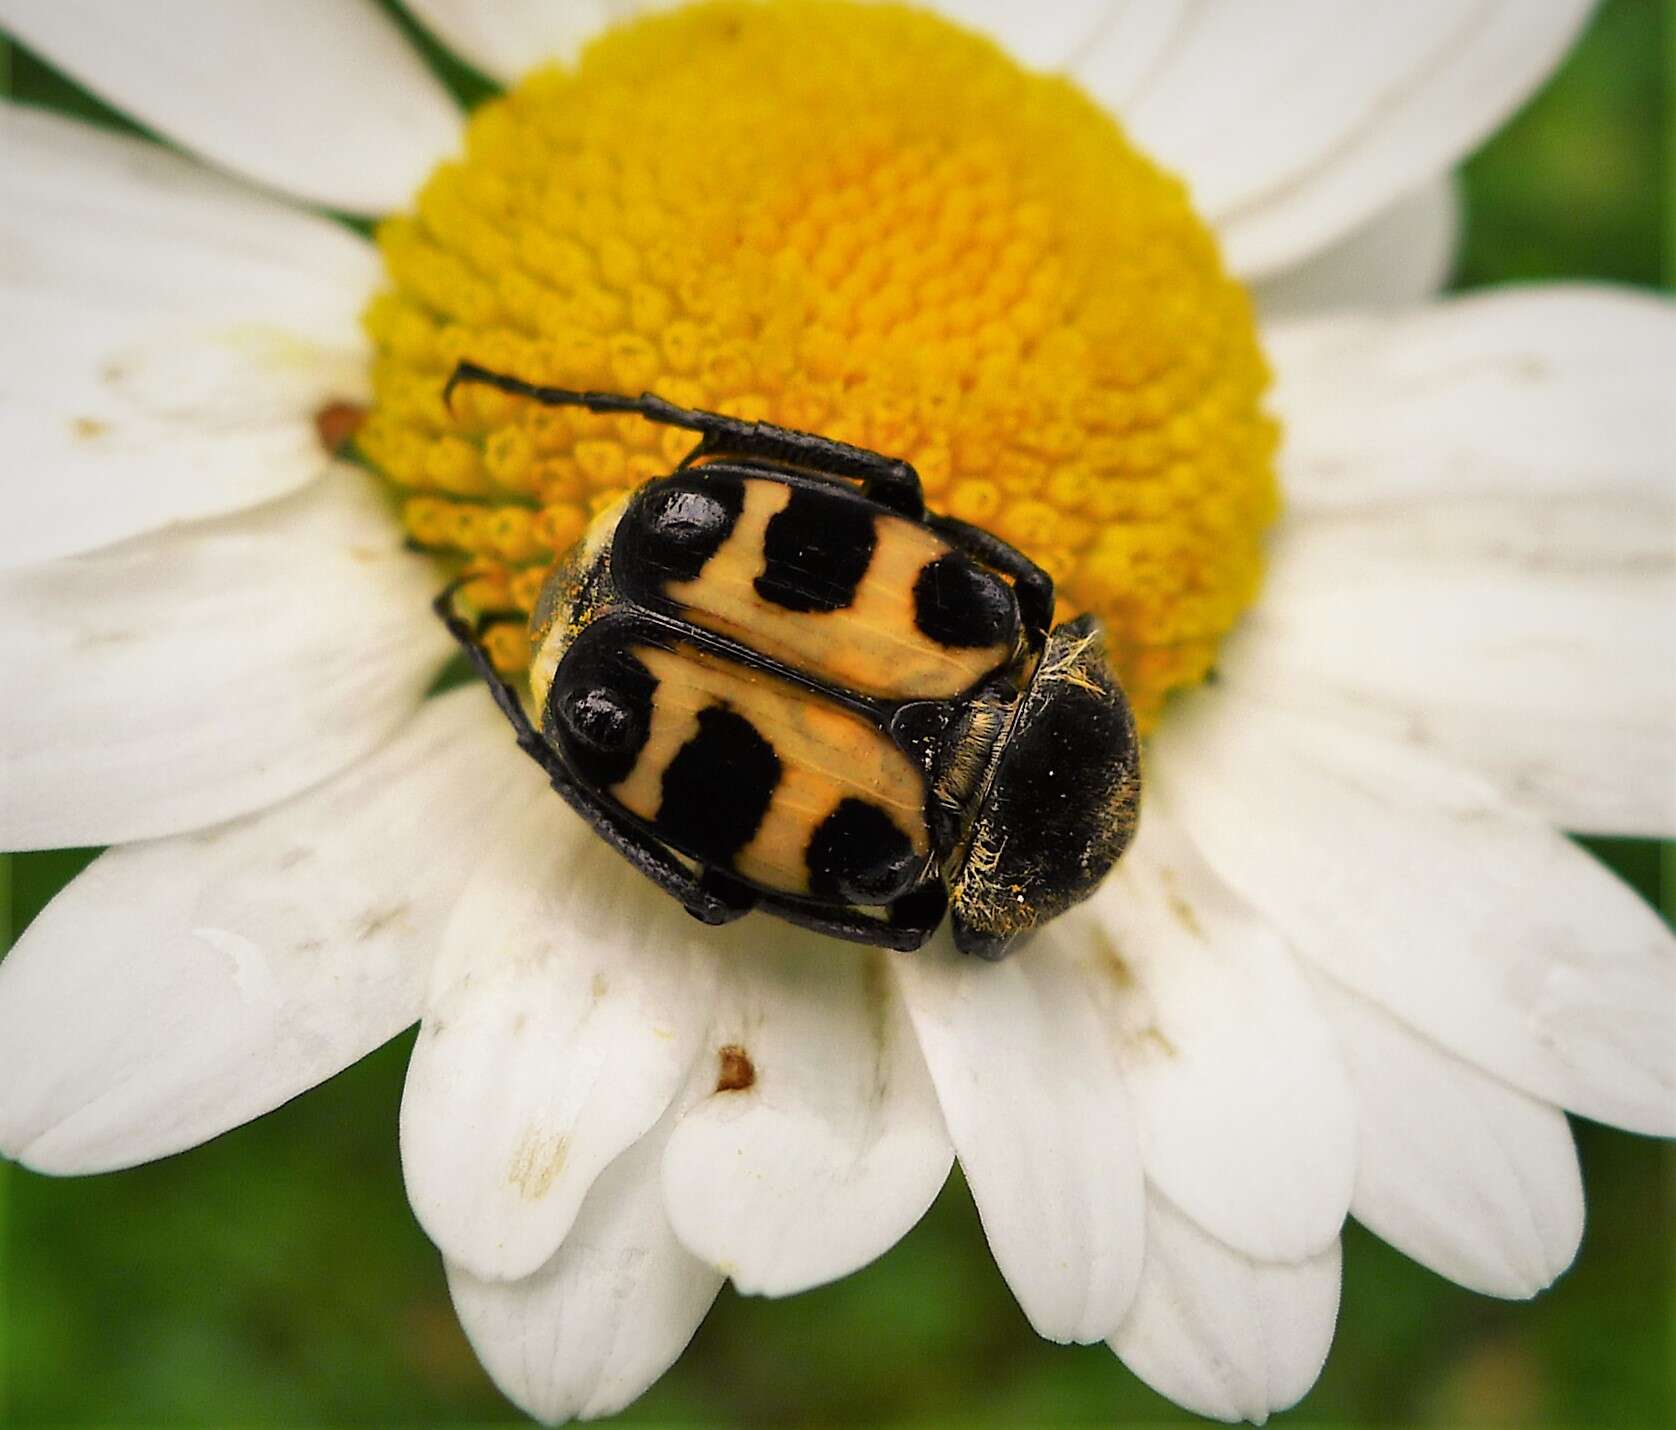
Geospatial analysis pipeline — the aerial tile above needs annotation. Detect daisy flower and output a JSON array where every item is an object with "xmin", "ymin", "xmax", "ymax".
[{"xmin": 2, "ymin": 0, "xmax": 1671, "ymax": 1423}]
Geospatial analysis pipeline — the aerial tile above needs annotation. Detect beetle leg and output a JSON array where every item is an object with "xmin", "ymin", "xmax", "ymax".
[
  {"xmin": 924, "ymin": 513, "xmax": 1055, "ymax": 647},
  {"xmin": 433, "ymin": 587, "xmax": 751, "ymax": 927},
  {"xmin": 950, "ymin": 913, "xmax": 1017, "ymax": 961},
  {"xmin": 696, "ymin": 867, "xmax": 759, "ymax": 918},
  {"xmin": 750, "ymin": 881, "xmax": 947, "ymax": 952},
  {"xmin": 444, "ymin": 360, "xmax": 925, "ymax": 518}
]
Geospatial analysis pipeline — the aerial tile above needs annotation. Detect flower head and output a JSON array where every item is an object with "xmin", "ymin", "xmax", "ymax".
[{"xmin": 365, "ymin": 0, "xmax": 1277, "ymax": 726}]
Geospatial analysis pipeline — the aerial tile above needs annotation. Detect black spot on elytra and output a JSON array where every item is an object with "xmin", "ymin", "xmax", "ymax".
[
  {"xmin": 913, "ymin": 554, "xmax": 1018, "ymax": 649},
  {"xmin": 619, "ymin": 472, "xmax": 745, "ymax": 586},
  {"xmin": 565, "ymin": 688, "xmax": 637, "ymax": 752},
  {"xmin": 549, "ymin": 636, "xmax": 656, "ymax": 787},
  {"xmin": 754, "ymin": 485, "xmax": 876, "ymax": 612},
  {"xmin": 656, "ymin": 705, "xmax": 780, "ymax": 861},
  {"xmin": 806, "ymin": 797, "xmax": 919, "ymax": 905}
]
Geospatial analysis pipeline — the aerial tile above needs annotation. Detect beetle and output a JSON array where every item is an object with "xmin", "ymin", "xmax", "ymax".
[{"xmin": 435, "ymin": 361, "xmax": 1141, "ymax": 958}]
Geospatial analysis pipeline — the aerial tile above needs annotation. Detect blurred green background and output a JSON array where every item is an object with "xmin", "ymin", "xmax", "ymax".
[{"xmin": 1, "ymin": 1, "xmax": 1671, "ymax": 1425}]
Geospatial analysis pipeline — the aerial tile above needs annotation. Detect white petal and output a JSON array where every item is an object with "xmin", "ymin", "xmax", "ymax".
[
  {"xmin": 1154, "ymin": 695, "xmax": 1676, "ymax": 1136},
  {"xmin": 896, "ymin": 933, "xmax": 1145, "ymax": 1343},
  {"xmin": 402, "ymin": 0, "xmax": 602, "ymax": 81},
  {"xmin": 1254, "ymin": 175, "xmax": 1457, "ymax": 319},
  {"xmin": 0, "ymin": 688, "xmax": 538, "ymax": 1174},
  {"xmin": 0, "ymin": 0, "xmax": 461, "ymax": 214},
  {"xmin": 1244, "ymin": 288, "xmax": 1676, "ymax": 836},
  {"xmin": 1110, "ymin": 1195, "xmax": 1341, "ymax": 1425},
  {"xmin": 424, "ymin": 0, "xmax": 1119, "ymax": 83},
  {"xmin": 1232, "ymin": 533, "xmax": 1676, "ymax": 839},
  {"xmin": 661, "ymin": 933, "xmax": 951, "ymax": 1297},
  {"xmin": 448, "ymin": 1081, "xmax": 723, "ymax": 1426},
  {"xmin": 1308, "ymin": 971, "xmax": 1584, "ymax": 1300},
  {"xmin": 1, "ymin": 473, "xmax": 451, "ymax": 850},
  {"xmin": 1069, "ymin": 800, "xmax": 1356, "ymax": 1263},
  {"xmin": 0, "ymin": 105, "xmax": 381, "ymax": 567},
  {"xmin": 401, "ymin": 795, "xmax": 719, "ymax": 1283},
  {"xmin": 1068, "ymin": 2, "xmax": 1196, "ymax": 110},
  {"xmin": 1074, "ymin": 0, "xmax": 1594, "ymax": 278},
  {"xmin": 919, "ymin": 0, "xmax": 1115, "ymax": 70},
  {"xmin": 401, "ymin": 0, "xmax": 663, "ymax": 82},
  {"xmin": 1268, "ymin": 287, "xmax": 1674, "ymax": 511}
]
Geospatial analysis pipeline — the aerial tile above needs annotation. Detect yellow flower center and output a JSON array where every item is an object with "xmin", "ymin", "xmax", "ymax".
[{"xmin": 358, "ymin": 0, "xmax": 1278, "ymax": 732}]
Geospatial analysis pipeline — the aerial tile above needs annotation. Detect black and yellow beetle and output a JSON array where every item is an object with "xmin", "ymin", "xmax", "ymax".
[{"xmin": 436, "ymin": 362, "xmax": 1141, "ymax": 958}]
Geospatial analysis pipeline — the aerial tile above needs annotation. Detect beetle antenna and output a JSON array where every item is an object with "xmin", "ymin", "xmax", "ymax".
[
  {"xmin": 444, "ymin": 360, "xmax": 704, "ymax": 430},
  {"xmin": 442, "ymin": 361, "xmax": 927, "ymax": 519}
]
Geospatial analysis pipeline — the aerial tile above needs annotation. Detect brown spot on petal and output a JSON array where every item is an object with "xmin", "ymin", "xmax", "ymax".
[
  {"xmin": 75, "ymin": 627, "xmax": 140, "ymax": 651},
  {"xmin": 356, "ymin": 901, "xmax": 410, "ymax": 941},
  {"xmin": 508, "ymin": 1128, "xmax": 570, "ymax": 1199},
  {"xmin": 315, "ymin": 399, "xmax": 368, "ymax": 454},
  {"xmin": 1131, "ymin": 1023, "xmax": 1179, "ymax": 1060},
  {"xmin": 1158, "ymin": 866, "xmax": 1205, "ymax": 941},
  {"xmin": 1093, "ymin": 929, "xmax": 1137, "ymax": 990},
  {"xmin": 716, "ymin": 1043, "xmax": 756, "ymax": 1093},
  {"xmin": 70, "ymin": 416, "xmax": 109, "ymax": 440}
]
